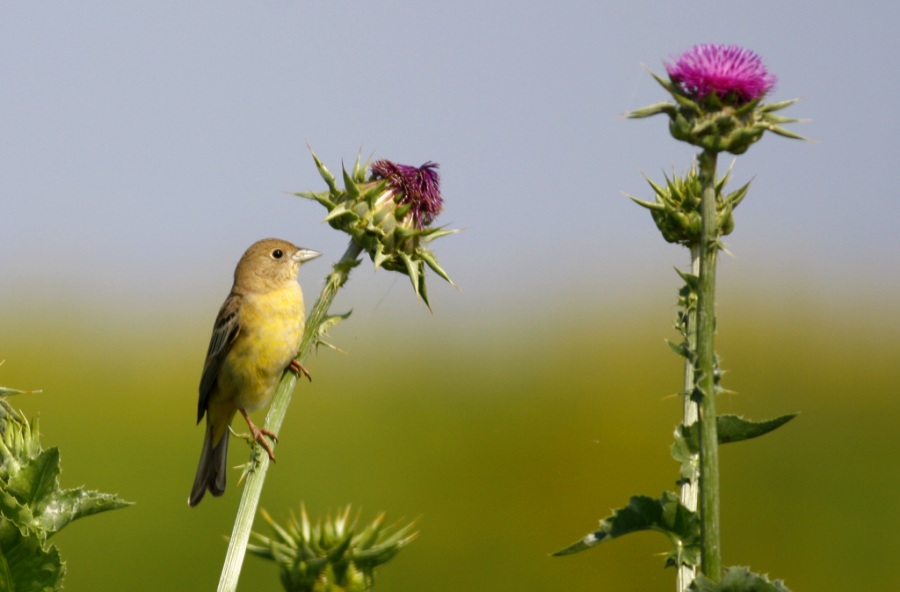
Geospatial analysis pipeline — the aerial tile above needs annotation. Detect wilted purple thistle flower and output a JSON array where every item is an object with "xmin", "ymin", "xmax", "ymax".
[
  {"xmin": 665, "ymin": 44, "xmax": 776, "ymax": 104},
  {"xmin": 370, "ymin": 160, "xmax": 443, "ymax": 229}
]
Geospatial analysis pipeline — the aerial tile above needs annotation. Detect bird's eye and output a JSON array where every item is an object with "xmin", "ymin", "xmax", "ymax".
[{"xmin": 272, "ymin": 249, "xmax": 284, "ymax": 259}]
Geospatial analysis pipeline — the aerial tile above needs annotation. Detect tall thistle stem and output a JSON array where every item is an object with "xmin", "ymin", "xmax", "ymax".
[
  {"xmin": 217, "ymin": 240, "xmax": 364, "ymax": 592},
  {"xmin": 696, "ymin": 149, "xmax": 721, "ymax": 580}
]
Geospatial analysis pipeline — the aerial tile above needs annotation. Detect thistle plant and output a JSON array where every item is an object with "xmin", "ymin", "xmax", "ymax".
[
  {"xmin": 300, "ymin": 151, "xmax": 455, "ymax": 307},
  {"xmin": 555, "ymin": 44, "xmax": 804, "ymax": 591},
  {"xmin": 216, "ymin": 150, "xmax": 455, "ymax": 592},
  {"xmin": 0, "ymin": 390, "xmax": 130, "ymax": 591},
  {"xmin": 248, "ymin": 505, "xmax": 416, "ymax": 592}
]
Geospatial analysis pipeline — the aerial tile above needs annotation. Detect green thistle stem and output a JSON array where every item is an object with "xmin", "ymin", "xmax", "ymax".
[
  {"xmin": 217, "ymin": 239, "xmax": 364, "ymax": 592},
  {"xmin": 696, "ymin": 150, "xmax": 721, "ymax": 581},
  {"xmin": 677, "ymin": 242, "xmax": 700, "ymax": 592}
]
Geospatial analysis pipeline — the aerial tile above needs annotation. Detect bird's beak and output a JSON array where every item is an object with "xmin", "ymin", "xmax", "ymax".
[{"xmin": 293, "ymin": 248, "xmax": 323, "ymax": 263}]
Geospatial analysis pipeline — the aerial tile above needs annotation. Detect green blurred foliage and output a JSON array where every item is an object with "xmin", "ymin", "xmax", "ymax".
[{"xmin": 0, "ymin": 295, "xmax": 897, "ymax": 591}]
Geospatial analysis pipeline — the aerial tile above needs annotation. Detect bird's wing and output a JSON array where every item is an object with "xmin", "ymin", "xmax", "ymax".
[{"xmin": 197, "ymin": 293, "xmax": 241, "ymax": 422}]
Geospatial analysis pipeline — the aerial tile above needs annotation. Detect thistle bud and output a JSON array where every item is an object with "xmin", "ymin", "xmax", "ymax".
[
  {"xmin": 627, "ymin": 161, "xmax": 749, "ymax": 245},
  {"xmin": 248, "ymin": 505, "xmax": 417, "ymax": 592},
  {"xmin": 298, "ymin": 150, "xmax": 457, "ymax": 307},
  {"xmin": 627, "ymin": 44, "xmax": 803, "ymax": 154}
]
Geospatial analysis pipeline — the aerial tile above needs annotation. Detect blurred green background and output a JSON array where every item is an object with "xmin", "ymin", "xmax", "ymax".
[{"xmin": 1, "ymin": 282, "xmax": 897, "ymax": 591}]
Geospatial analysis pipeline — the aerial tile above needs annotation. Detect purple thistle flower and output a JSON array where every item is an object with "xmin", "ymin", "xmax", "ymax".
[
  {"xmin": 665, "ymin": 44, "xmax": 776, "ymax": 104},
  {"xmin": 370, "ymin": 160, "xmax": 443, "ymax": 229}
]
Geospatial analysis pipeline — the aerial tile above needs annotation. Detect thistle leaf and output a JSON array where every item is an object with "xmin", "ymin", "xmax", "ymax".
[
  {"xmin": 716, "ymin": 413, "xmax": 798, "ymax": 444},
  {"xmin": 627, "ymin": 194, "xmax": 665, "ymax": 211},
  {"xmin": 0, "ymin": 522, "xmax": 64, "ymax": 591},
  {"xmin": 553, "ymin": 491, "xmax": 700, "ymax": 568},
  {"xmin": 307, "ymin": 147, "xmax": 340, "ymax": 197},
  {"xmin": 674, "ymin": 267, "xmax": 700, "ymax": 290},
  {"xmin": 665, "ymin": 339, "xmax": 690, "ymax": 359},
  {"xmin": 626, "ymin": 102, "xmax": 678, "ymax": 119},
  {"xmin": 766, "ymin": 125, "xmax": 808, "ymax": 141},
  {"xmin": 689, "ymin": 566, "xmax": 791, "ymax": 591},
  {"xmin": 419, "ymin": 248, "xmax": 455, "ymax": 287},
  {"xmin": 680, "ymin": 414, "xmax": 798, "ymax": 449}
]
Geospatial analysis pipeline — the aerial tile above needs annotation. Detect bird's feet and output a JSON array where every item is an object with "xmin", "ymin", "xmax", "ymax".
[
  {"xmin": 239, "ymin": 408, "xmax": 278, "ymax": 462},
  {"xmin": 289, "ymin": 359, "xmax": 312, "ymax": 382}
]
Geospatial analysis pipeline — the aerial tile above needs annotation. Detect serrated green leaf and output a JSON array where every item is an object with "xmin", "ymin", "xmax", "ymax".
[
  {"xmin": 8, "ymin": 448, "xmax": 59, "ymax": 508},
  {"xmin": 37, "ymin": 489, "xmax": 132, "ymax": 537},
  {"xmin": 553, "ymin": 492, "xmax": 700, "ymax": 567},
  {"xmin": 716, "ymin": 414, "xmax": 798, "ymax": 444},
  {"xmin": 689, "ymin": 566, "xmax": 791, "ymax": 591},
  {"xmin": 0, "ymin": 520, "xmax": 65, "ymax": 592},
  {"xmin": 0, "ymin": 491, "xmax": 34, "ymax": 539},
  {"xmin": 679, "ymin": 414, "xmax": 797, "ymax": 450}
]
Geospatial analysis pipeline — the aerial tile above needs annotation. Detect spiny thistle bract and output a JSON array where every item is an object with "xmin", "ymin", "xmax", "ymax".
[
  {"xmin": 627, "ymin": 44, "xmax": 804, "ymax": 154},
  {"xmin": 626, "ymin": 161, "xmax": 749, "ymax": 245},
  {"xmin": 297, "ymin": 150, "xmax": 457, "ymax": 308},
  {"xmin": 0, "ymin": 396, "xmax": 131, "ymax": 590},
  {"xmin": 248, "ymin": 505, "xmax": 417, "ymax": 592}
]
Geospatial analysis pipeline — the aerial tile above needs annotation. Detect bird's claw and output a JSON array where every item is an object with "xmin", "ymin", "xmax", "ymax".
[
  {"xmin": 289, "ymin": 359, "xmax": 312, "ymax": 382},
  {"xmin": 239, "ymin": 409, "xmax": 278, "ymax": 462}
]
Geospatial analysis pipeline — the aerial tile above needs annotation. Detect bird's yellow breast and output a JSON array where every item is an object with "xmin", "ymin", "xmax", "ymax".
[{"xmin": 219, "ymin": 284, "xmax": 305, "ymax": 412}]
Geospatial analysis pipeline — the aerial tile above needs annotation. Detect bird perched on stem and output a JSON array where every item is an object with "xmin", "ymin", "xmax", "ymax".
[{"xmin": 189, "ymin": 238, "xmax": 321, "ymax": 507}]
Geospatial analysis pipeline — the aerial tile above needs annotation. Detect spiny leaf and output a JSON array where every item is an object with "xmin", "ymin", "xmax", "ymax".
[
  {"xmin": 306, "ymin": 146, "xmax": 339, "ymax": 196},
  {"xmin": 418, "ymin": 248, "xmax": 455, "ymax": 287},
  {"xmin": 716, "ymin": 414, "xmax": 798, "ymax": 444},
  {"xmin": 0, "ymin": 387, "xmax": 41, "ymax": 397},
  {"xmin": 8, "ymin": 448, "xmax": 59, "ymax": 508},
  {"xmin": 680, "ymin": 414, "xmax": 798, "ymax": 450},
  {"xmin": 675, "ymin": 267, "xmax": 700, "ymax": 290},
  {"xmin": 666, "ymin": 339, "xmax": 690, "ymax": 359},
  {"xmin": 689, "ymin": 566, "xmax": 791, "ymax": 591},
  {"xmin": 553, "ymin": 491, "xmax": 700, "ymax": 568},
  {"xmin": 0, "ymin": 520, "xmax": 65, "ymax": 591},
  {"xmin": 37, "ymin": 489, "xmax": 132, "ymax": 537},
  {"xmin": 626, "ymin": 101, "xmax": 678, "ymax": 119},
  {"xmin": 627, "ymin": 194, "xmax": 665, "ymax": 211},
  {"xmin": 766, "ymin": 125, "xmax": 808, "ymax": 141}
]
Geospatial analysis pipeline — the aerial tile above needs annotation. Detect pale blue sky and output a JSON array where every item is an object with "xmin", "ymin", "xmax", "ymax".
[{"xmin": 3, "ymin": 1, "xmax": 898, "ymax": 328}]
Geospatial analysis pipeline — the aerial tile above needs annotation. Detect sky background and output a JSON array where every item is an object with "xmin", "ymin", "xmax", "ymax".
[
  {"xmin": 3, "ymin": 1, "xmax": 898, "ymax": 326},
  {"xmin": 2, "ymin": 2, "xmax": 900, "ymax": 591}
]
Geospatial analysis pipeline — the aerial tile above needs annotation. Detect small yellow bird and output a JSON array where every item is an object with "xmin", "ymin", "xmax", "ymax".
[{"xmin": 189, "ymin": 238, "xmax": 321, "ymax": 507}]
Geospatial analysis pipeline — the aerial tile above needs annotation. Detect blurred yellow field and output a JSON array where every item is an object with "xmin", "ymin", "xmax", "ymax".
[{"xmin": 2, "ymin": 298, "xmax": 896, "ymax": 591}]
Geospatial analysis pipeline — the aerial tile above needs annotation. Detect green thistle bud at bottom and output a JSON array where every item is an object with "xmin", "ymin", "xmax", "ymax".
[{"xmin": 248, "ymin": 505, "xmax": 417, "ymax": 592}]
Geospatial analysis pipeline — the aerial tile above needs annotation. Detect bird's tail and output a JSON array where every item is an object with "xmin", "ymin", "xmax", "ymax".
[{"xmin": 188, "ymin": 421, "xmax": 229, "ymax": 507}]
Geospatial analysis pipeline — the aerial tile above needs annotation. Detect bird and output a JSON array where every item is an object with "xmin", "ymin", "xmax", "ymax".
[{"xmin": 189, "ymin": 238, "xmax": 321, "ymax": 507}]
